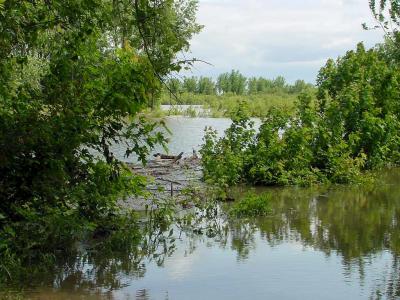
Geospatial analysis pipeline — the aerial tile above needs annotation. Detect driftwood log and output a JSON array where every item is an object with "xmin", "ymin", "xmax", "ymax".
[
  {"xmin": 153, "ymin": 152, "xmax": 184, "ymax": 161},
  {"xmin": 120, "ymin": 152, "xmax": 203, "ymax": 210}
]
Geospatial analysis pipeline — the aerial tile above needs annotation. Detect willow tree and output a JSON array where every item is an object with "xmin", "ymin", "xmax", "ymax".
[
  {"xmin": 366, "ymin": 1, "xmax": 400, "ymax": 66},
  {"xmin": 0, "ymin": 0, "xmax": 201, "ymax": 226},
  {"xmin": 216, "ymin": 70, "xmax": 247, "ymax": 95},
  {"xmin": 367, "ymin": 0, "xmax": 400, "ymax": 33}
]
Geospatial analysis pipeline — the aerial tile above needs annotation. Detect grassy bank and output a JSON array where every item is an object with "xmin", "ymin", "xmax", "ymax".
[{"xmin": 153, "ymin": 92, "xmax": 305, "ymax": 118}]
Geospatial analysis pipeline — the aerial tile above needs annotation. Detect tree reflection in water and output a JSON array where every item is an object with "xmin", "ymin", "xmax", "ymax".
[
  {"xmin": 3, "ymin": 169, "xmax": 400, "ymax": 300},
  {"xmin": 225, "ymin": 169, "xmax": 400, "ymax": 299}
]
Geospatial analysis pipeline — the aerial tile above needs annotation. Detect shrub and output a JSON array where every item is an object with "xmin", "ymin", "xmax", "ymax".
[
  {"xmin": 201, "ymin": 43, "xmax": 400, "ymax": 190},
  {"xmin": 230, "ymin": 193, "xmax": 272, "ymax": 217},
  {"xmin": 200, "ymin": 103, "xmax": 256, "ymax": 197}
]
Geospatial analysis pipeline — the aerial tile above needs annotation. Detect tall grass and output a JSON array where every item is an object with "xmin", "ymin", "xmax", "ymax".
[{"xmin": 158, "ymin": 92, "xmax": 305, "ymax": 118}]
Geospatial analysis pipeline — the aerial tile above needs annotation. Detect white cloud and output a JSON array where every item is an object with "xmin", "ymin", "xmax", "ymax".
[{"xmin": 183, "ymin": 0, "xmax": 384, "ymax": 83}]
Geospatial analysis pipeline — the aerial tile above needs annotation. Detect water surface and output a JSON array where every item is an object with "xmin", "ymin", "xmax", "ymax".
[
  {"xmin": 6, "ymin": 114, "xmax": 399, "ymax": 299},
  {"xmin": 5, "ymin": 168, "xmax": 400, "ymax": 300},
  {"xmin": 113, "ymin": 114, "xmax": 260, "ymax": 162}
]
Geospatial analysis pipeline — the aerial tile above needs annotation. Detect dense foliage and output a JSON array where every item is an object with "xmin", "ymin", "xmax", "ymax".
[
  {"xmin": 201, "ymin": 43, "xmax": 400, "ymax": 192},
  {"xmin": 158, "ymin": 71, "xmax": 314, "ymax": 118},
  {"xmin": 229, "ymin": 193, "xmax": 271, "ymax": 217},
  {"xmin": 0, "ymin": 0, "xmax": 201, "ymax": 277},
  {"xmin": 153, "ymin": 92, "xmax": 299, "ymax": 118},
  {"xmin": 164, "ymin": 70, "xmax": 314, "ymax": 97}
]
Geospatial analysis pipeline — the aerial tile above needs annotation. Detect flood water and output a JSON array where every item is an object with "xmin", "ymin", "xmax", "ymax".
[
  {"xmin": 112, "ymin": 113, "xmax": 261, "ymax": 162},
  {"xmin": 4, "ymin": 115, "xmax": 400, "ymax": 299}
]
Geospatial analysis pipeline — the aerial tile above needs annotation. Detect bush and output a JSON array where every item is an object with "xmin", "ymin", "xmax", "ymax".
[
  {"xmin": 200, "ymin": 103, "xmax": 256, "ymax": 197},
  {"xmin": 230, "ymin": 193, "xmax": 272, "ymax": 217},
  {"xmin": 201, "ymin": 43, "xmax": 400, "ymax": 190}
]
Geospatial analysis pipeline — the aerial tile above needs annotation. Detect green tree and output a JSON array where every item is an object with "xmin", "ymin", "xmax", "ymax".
[
  {"xmin": 257, "ymin": 77, "xmax": 270, "ymax": 92},
  {"xmin": 365, "ymin": 0, "xmax": 400, "ymax": 67},
  {"xmin": 273, "ymin": 76, "xmax": 287, "ymax": 91},
  {"xmin": 183, "ymin": 76, "xmax": 198, "ymax": 93},
  {"xmin": 247, "ymin": 77, "xmax": 258, "ymax": 94},
  {"xmin": 197, "ymin": 76, "xmax": 216, "ymax": 95},
  {"xmin": 366, "ymin": 0, "xmax": 400, "ymax": 34},
  {"xmin": 0, "ymin": 0, "xmax": 201, "ymax": 254},
  {"xmin": 216, "ymin": 73, "xmax": 232, "ymax": 94},
  {"xmin": 202, "ymin": 43, "xmax": 400, "ymax": 188},
  {"xmin": 316, "ymin": 43, "xmax": 400, "ymax": 169},
  {"xmin": 216, "ymin": 70, "xmax": 246, "ymax": 95},
  {"xmin": 167, "ymin": 78, "xmax": 183, "ymax": 95},
  {"xmin": 229, "ymin": 70, "xmax": 247, "ymax": 95},
  {"xmin": 289, "ymin": 79, "xmax": 308, "ymax": 93}
]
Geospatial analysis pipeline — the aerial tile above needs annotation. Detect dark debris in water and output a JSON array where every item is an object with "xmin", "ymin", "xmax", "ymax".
[{"xmin": 121, "ymin": 156, "xmax": 204, "ymax": 210}]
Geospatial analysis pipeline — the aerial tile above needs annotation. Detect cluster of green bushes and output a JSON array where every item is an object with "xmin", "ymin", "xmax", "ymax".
[
  {"xmin": 201, "ymin": 43, "xmax": 400, "ymax": 192},
  {"xmin": 205, "ymin": 93, "xmax": 298, "ymax": 118}
]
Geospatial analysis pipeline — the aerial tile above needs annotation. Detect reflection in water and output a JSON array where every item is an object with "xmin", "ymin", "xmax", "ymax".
[
  {"xmin": 225, "ymin": 169, "xmax": 400, "ymax": 299},
  {"xmin": 3, "ymin": 169, "xmax": 400, "ymax": 299},
  {"xmin": 135, "ymin": 289, "xmax": 149, "ymax": 300}
]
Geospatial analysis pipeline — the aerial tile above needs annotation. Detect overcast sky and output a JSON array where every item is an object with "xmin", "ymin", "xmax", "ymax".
[{"xmin": 183, "ymin": 0, "xmax": 384, "ymax": 83}]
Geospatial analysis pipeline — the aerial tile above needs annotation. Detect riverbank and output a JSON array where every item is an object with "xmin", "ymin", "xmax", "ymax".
[{"xmin": 146, "ymin": 92, "xmax": 302, "ymax": 118}]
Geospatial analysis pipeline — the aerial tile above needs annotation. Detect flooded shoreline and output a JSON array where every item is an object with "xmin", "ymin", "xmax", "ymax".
[
  {"xmin": 2, "ymin": 168, "xmax": 400, "ymax": 300},
  {"xmin": 2, "ymin": 113, "xmax": 400, "ymax": 300},
  {"xmin": 121, "ymin": 156, "xmax": 204, "ymax": 210}
]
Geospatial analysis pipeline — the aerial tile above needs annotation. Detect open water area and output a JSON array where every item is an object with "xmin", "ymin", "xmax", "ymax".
[{"xmin": 3, "ymin": 112, "xmax": 400, "ymax": 300}]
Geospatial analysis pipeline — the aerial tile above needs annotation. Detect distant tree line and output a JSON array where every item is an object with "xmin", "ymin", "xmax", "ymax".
[{"xmin": 165, "ymin": 70, "xmax": 314, "ymax": 96}]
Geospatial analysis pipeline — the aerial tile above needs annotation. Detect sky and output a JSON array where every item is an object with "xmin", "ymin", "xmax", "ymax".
[{"xmin": 183, "ymin": 0, "xmax": 385, "ymax": 83}]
